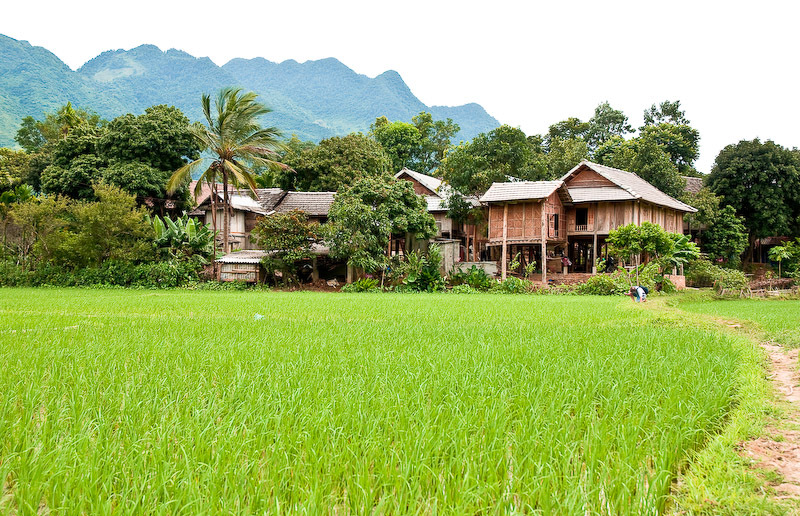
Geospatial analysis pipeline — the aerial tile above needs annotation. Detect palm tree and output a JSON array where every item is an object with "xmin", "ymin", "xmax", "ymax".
[{"xmin": 168, "ymin": 87, "xmax": 284, "ymax": 255}]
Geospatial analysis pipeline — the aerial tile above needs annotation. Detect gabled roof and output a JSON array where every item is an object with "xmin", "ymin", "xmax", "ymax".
[
  {"xmin": 395, "ymin": 168, "xmax": 443, "ymax": 194},
  {"xmin": 567, "ymin": 186, "xmax": 635, "ymax": 203},
  {"xmin": 254, "ymin": 188, "xmax": 286, "ymax": 211},
  {"xmin": 683, "ymin": 176, "xmax": 704, "ymax": 196},
  {"xmin": 479, "ymin": 181, "xmax": 563, "ymax": 203},
  {"xmin": 561, "ymin": 161, "xmax": 697, "ymax": 212},
  {"xmin": 273, "ymin": 191, "xmax": 336, "ymax": 217}
]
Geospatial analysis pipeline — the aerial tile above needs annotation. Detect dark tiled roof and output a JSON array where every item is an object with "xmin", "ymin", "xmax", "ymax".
[
  {"xmin": 683, "ymin": 176, "xmax": 704, "ymax": 195},
  {"xmin": 274, "ymin": 192, "xmax": 336, "ymax": 217},
  {"xmin": 254, "ymin": 188, "xmax": 286, "ymax": 211}
]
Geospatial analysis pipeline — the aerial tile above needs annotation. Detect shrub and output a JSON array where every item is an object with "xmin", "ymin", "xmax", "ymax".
[
  {"xmin": 399, "ymin": 246, "xmax": 445, "ymax": 292},
  {"xmin": 714, "ymin": 268, "xmax": 748, "ymax": 293},
  {"xmin": 686, "ymin": 258, "xmax": 719, "ymax": 287},
  {"xmin": 0, "ymin": 258, "xmax": 203, "ymax": 288},
  {"xmin": 491, "ymin": 276, "xmax": 533, "ymax": 294},
  {"xmin": 577, "ymin": 273, "xmax": 629, "ymax": 296},
  {"xmin": 448, "ymin": 284, "xmax": 480, "ymax": 294},
  {"xmin": 342, "ymin": 278, "xmax": 380, "ymax": 293},
  {"xmin": 449, "ymin": 265, "xmax": 493, "ymax": 291}
]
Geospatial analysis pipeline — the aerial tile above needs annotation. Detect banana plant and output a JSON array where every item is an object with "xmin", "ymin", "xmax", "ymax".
[{"xmin": 147, "ymin": 212, "xmax": 214, "ymax": 257}]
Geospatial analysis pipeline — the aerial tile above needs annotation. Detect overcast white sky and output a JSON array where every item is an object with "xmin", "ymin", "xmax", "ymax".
[{"xmin": 3, "ymin": 0, "xmax": 798, "ymax": 172}]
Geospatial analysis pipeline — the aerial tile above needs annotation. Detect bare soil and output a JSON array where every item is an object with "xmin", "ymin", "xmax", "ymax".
[{"xmin": 739, "ymin": 332, "xmax": 800, "ymax": 501}]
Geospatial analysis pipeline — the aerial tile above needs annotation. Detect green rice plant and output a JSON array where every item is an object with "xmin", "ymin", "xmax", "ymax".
[{"xmin": 0, "ymin": 289, "xmax": 754, "ymax": 514}]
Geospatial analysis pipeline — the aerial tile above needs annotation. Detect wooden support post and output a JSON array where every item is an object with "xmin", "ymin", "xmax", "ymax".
[
  {"xmin": 592, "ymin": 202, "xmax": 598, "ymax": 274},
  {"xmin": 311, "ymin": 257, "xmax": 319, "ymax": 283},
  {"xmin": 501, "ymin": 203, "xmax": 508, "ymax": 280},
  {"xmin": 541, "ymin": 199, "xmax": 547, "ymax": 286}
]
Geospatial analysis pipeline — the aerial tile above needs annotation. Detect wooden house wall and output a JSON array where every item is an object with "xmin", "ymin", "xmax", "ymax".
[
  {"xmin": 488, "ymin": 201, "xmax": 543, "ymax": 242},
  {"xmin": 565, "ymin": 169, "xmax": 617, "ymax": 188},
  {"xmin": 399, "ymin": 175, "xmax": 437, "ymax": 196}
]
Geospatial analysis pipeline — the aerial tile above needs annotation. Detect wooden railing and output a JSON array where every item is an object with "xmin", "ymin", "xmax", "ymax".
[{"xmin": 574, "ymin": 224, "xmax": 592, "ymax": 232}]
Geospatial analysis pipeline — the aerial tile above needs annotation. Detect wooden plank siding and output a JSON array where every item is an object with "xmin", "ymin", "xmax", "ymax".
[{"xmin": 487, "ymin": 192, "xmax": 566, "ymax": 244}]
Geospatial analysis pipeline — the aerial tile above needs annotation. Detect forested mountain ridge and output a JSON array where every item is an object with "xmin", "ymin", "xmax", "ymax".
[{"xmin": 0, "ymin": 34, "xmax": 499, "ymax": 147}]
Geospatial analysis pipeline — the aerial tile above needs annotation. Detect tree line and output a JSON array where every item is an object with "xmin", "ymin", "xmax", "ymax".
[{"xmin": 1, "ymin": 92, "xmax": 799, "ymax": 284}]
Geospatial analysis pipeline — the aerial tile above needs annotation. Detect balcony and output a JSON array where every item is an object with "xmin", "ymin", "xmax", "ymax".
[{"xmin": 572, "ymin": 223, "xmax": 593, "ymax": 233}]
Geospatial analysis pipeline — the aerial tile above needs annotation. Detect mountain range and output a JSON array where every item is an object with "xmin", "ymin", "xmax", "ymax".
[{"xmin": 0, "ymin": 34, "xmax": 499, "ymax": 148}]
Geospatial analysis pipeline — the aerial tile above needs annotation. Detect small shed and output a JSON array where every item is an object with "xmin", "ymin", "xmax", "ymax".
[{"xmin": 217, "ymin": 250, "xmax": 269, "ymax": 283}]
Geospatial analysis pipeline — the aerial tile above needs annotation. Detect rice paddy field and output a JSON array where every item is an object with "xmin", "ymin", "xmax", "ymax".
[
  {"xmin": 680, "ymin": 298, "xmax": 800, "ymax": 348},
  {"xmin": 0, "ymin": 288, "xmax": 757, "ymax": 514}
]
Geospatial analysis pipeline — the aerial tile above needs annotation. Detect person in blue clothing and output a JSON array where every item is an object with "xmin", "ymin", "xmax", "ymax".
[{"xmin": 628, "ymin": 285, "xmax": 648, "ymax": 303}]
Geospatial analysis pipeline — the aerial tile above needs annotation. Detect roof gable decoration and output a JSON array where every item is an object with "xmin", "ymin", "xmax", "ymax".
[{"xmin": 561, "ymin": 161, "xmax": 697, "ymax": 213}]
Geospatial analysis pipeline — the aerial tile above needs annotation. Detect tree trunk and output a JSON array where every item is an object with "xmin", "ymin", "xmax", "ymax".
[
  {"xmin": 222, "ymin": 170, "xmax": 230, "ymax": 254},
  {"xmin": 210, "ymin": 182, "xmax": 219, "ymax": 278}
]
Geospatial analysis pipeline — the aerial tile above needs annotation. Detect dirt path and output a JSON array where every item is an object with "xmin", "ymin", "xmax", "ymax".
[{"xmin": 739, "ymin": 333, "xmax": 800, "ymax": 500}]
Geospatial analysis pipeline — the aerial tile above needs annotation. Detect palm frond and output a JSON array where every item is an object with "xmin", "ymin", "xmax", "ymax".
[{"xmin": 167, "ymin": 159, "xmax": 206, "ymax": 194}]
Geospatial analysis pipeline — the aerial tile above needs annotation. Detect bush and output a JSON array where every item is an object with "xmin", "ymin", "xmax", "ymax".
[
  {"xmin": 577, "ymin": 273, "xmax": 630, "ymax": 296},
  {"xmin": 448, "ymin": 265, "xmax": 493, "ymax": 291},
  {"xmin": 448, "ymin": 284, "xmax": 480, "ymax": 294},
  {"xmin": 491, "ymin": 276, "xmax": 534, "ymax": 294},
  {"xmin": 714, "ymin": 268, "xmax": 748, "ymax": 293},
  {"xmin": 0, "ymin": 258, "xmax": 203, "ymax": 288},
  {"xmin": 686, "ymin": 258, "xmax": 748, "ymax": 293},
  {"xmin": 685, "ymin": 258, "xmax": 719, "ymax": 287},
  {"xmin": 341, "ymin": 277, "xmax": 380, "ymax": 293}
]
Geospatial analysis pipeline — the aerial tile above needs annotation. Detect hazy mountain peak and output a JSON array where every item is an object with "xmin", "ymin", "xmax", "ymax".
[{"xmin": 0, "ymin": 33, "xmax": 500, "ymax": 148}]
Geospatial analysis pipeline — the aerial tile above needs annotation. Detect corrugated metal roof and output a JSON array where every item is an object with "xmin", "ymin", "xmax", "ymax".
[
  {"xmin": 479, "ymin": 181, "xmax": 563, "ymax": 203},
  {"xmin": 274, "ymin": 192, "xmax": 336, "ymax": 217},
  {"xmin": 395, "ymin": 168, "xmax": 443, "ymax": 194},
  {"xmin": 561, "ymin": 161, "xmax": 697, "ymax": 212},
  {"xmin": 217, "ymin": 250, "xmax": 270, "ymax": 264},
  {"xmin": 568, "ymin": 186, "xmax": 635, "ymax": 203},
  {"xmin": 216, "ymin": 244, "xmax": 330, "ymax": 263},
  {"xmin": 229, "ymin": 194, "xmax": 268, "ymax": 214}
]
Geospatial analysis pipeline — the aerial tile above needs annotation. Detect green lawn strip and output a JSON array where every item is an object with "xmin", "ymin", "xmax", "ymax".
[
  {"xmin": 0, "ymin": 288, "xmax": 761, "ymax": 513},
  {"xmin": 667, "ymin": 292, "xmax": 797, "ymax": 515},
  {"xmin": 679, "ymin": 295, "xmax": 800, "ymax": 348}
]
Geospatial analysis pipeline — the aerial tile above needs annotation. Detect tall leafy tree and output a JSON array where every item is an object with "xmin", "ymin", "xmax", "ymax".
[
  {"xmin": 700, "ymin": 205, "xmax": 749, "ymax": 265},
  {"xmin": 325, "ymin": 176, "xmax": 436, "ymax": 275},
  {"xmin": 371, "ymin": 117, "xmax": 422, "ymax": 172},
  {"xmin": 586, "ymin": 101, "xmax": 633, "ymax": 151},
  {"xmin": 707, "ymin": 139, "xmax": 800, "ymax": 257},
  {"xmin": 441, "ymin": 125, "xmax": 548, "ymax": 195},
  {"xmin": 279, "ymin": 133, "xmax": 390, "ymax": 191},
  {"xmin": 411, "ymin": 112, "xmax": 460, "ymax": 172},
  {"xmin": 167, "ymin": 88, "xmax": 284, "ymax": 253},
  {"xmin": 643, "ymin": 100, "xmax": 690, "ymax": 126}
]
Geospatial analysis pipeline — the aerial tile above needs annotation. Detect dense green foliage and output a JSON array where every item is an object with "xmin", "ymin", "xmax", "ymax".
[
  {"xmin": 708, "ymin": 139, "xmax": 800, "ymax": 241},
  {"xmin": 251, "ymin": 210, "xmax": 320, "ymax": 285},
  {"xmin": 0, "ymin": 289, "xmax": 753, "ymax": 513},
  {"xmin": 279, "ymin": 134, "xmax": 391, "ymax": 191},
  {"xmin": 326, "ymin": 176, "xmax": 436, "ymax": 272},
  {"xmin": 370, "ymin": 112, "xmax": 460, "ymax": 173},
  {"xmin": 441, "ymin": 125, "xmax": 549, "ymax": 194}
]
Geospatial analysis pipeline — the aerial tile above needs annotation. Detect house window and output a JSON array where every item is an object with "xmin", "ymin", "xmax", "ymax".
[{"xmin": 576, "ymin": 208, "xmax": 588, "ymax": 226}]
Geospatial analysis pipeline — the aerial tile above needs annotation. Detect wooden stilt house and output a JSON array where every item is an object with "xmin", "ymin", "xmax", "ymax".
[{"xmin": 480, "ymin": 161, "xmax": 697, "ymax": 282}]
